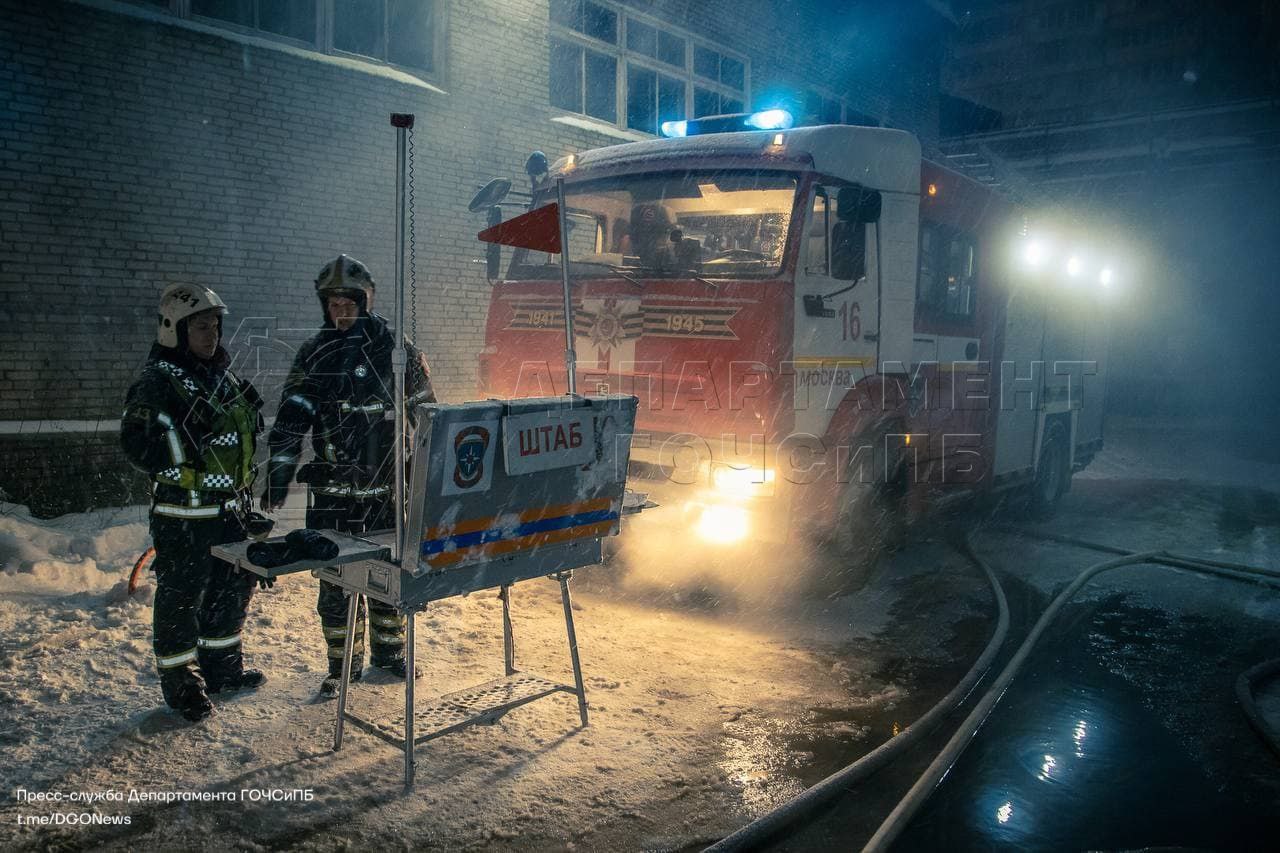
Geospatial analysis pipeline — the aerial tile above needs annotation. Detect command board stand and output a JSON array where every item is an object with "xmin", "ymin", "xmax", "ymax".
[
  {"xmin": 330, "ymin": 571, "xmax": 590, "ymax": 787},
  {"xmin": 211, "ymin": 394, "xmax": 640, "ymax": 788}
]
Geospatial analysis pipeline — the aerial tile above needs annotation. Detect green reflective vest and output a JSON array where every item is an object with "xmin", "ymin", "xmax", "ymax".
[{"xmin": 151, "ymin": 360, "xmax": 258, "ymax": 496}]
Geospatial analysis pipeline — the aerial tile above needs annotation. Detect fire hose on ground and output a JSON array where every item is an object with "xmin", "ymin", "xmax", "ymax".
[
  {"xmin": 863, "ymin": 532, "xmax": 1280, "ymax": 852},
  {"xmin": 704, "ymin": 532, "xmax": 1012, "ymax": 853},
  {"xmin": 1237, "ymin": 657, "xmax": 1280, "ymax": 761},
  {"xmin": 706, "ymin": 528, "xmax": 1280, "ymax": 853}
]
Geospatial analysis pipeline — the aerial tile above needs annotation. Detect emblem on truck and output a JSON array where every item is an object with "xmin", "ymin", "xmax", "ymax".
[
  {"xmin": 587, "ymin": 298, "xmax": 627, "ymax": 352},
  {"xmin": 503, "ymin": 294, "xmax": 741, "ymax": 371}
]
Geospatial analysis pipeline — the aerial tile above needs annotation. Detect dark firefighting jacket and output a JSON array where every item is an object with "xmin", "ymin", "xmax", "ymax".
[
  {"xmin": 265, "ymin": 312, "xmax": 434, "ymax": 503},
  {"xmin": 121, "ymin": 343, "xmax": 264, "ymax": 519}
]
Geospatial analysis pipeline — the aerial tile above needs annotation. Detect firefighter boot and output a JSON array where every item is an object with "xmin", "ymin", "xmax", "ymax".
[
  {"xmin": 317, "ymin": 580, "xmax": 366, "ymax": 698},
  {"xmin": 160, "ymin": 665, "xmax": 215, "ymax": 722},
  {"xmin": 369, "ymin": 608, "xmax": 421, "ymax": 679},
  {"xmin": 318, "ymin": 619, "xmax": 365, "ymax": 699},
  {"xmin": 320, "ymin": 657, "xmax": 363, "ymax": 699},
  {"xmin": 375, "ymin": 658, "xmax": 424, "ymax": 680},
  {"xmin": 200, "ymin": 645, "xmax": 266, "ymax": 694}
]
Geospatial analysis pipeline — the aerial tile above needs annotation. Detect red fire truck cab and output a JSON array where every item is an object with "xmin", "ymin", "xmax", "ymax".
[{"xmin": 476, "ymin": 114, "xmax": 1111, "ymax": 562}]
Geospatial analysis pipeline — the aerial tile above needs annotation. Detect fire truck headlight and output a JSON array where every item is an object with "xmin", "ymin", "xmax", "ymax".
[
  {"xmin": 1066, "ymin": 254, "xmax": 1084, "ymax": 277},
  {"xmin": 695, "ymin": 504, "xmax": 750, "ymax": 544},
  {"xmin": 1021, "ymin": 239, "xmax": 1048, "ymax": 269},
  {"xmin": 1099, "ymin": 267, "xmax": 1114, "ymax": 286},
  {"xmin": 711, "ymin": 465, "xmax": 776, "ymax": 498}
]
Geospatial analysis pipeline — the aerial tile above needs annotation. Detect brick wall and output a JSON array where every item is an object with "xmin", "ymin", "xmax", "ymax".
[{"xmin": 0, "ymin": 0, "xmax": 942, "ymax": 516}]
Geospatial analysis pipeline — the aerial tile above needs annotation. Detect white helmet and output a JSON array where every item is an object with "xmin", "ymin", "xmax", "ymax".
[{"xmin": 157, "ymin": 283, "xmax": 227, "ymax": 348}]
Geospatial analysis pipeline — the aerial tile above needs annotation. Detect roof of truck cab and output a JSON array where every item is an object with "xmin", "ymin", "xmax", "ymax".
[{"xmin": 554, "ymin": 124, "xmax": 923, "ymax": 195}]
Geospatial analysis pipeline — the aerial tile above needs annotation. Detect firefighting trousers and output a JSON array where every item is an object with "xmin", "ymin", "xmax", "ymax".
[
  {"xmin": 150, "ymin": 513, "xmax": 255, "ymax": 705},
  {"xmin": 307, "ymin": 490, "xmax": 406, "ymax": 672}
]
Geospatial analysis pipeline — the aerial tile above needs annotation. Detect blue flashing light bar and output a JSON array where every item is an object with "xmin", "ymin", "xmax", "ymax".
[
  {"xmin": 745, "ymin": 109, "xmax": 794, "ymax": 130},
  {"xmin": 659, "ymin": 109, "xmax": 794, "ymax": 138},
  {"xmin": 659, "ymin": 119, "xmax": 688, "ymax": 137}
]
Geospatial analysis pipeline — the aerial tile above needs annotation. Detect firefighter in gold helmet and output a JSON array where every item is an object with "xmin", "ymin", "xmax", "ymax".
[
  {"xmin": 120, "ymin": 284, "xmax": 267, "ymax": 722},
  {"xmin": 262, "ymin": 254, "xmax": 435, "ymax": 698}
]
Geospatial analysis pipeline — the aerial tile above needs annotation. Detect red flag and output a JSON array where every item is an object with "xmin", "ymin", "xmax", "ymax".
[{"xmin": 477, "ymin": 203, "xmax": 561, "ymax": 254}]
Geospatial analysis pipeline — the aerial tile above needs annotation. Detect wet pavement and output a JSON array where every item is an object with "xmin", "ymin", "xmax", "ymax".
[
  {"xmin": 761, "ymin": 476, "xmax": 1280, "ymax": 851},
  {"xmin": 894, "ymin": 592, "xmax": 1280, "ymax": 851}
]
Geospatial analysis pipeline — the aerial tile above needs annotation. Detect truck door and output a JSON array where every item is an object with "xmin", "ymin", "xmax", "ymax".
[
  {"xmin": 993, "ymin": 285, "xmax": 1047, "ymax": 477},
  {"xmin": 793, "ymin": 184, "xmax": 879, "ymax": 437}
]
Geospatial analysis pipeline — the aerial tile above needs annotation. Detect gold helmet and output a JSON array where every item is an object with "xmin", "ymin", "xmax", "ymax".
[
  {"xmin": 157, "ymin": 283, "xmax": 226, "ymax": 348},
  {"xmin": 315, "ymin": 254, "xmax": 376, "ymax": 310}
]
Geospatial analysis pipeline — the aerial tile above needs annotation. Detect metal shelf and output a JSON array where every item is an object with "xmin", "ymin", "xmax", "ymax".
[{"xmin": 343, "ymin": 673, "xmax": 574, "ymax": 748}]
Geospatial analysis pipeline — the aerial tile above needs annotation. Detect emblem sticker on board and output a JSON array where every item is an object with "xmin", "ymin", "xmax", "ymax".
[{"xmin": 442, "ymin": 420, "xmax": 498, "ymax": 495}]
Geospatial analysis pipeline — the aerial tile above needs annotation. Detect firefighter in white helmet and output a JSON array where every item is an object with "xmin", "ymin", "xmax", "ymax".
[
  {"xmin": 120, "ymin": 284, "xmax": 267, "ymax": 722},
  {"xmin": 261, "ymin": 254, "xmax": 435, "ymax": 698}
]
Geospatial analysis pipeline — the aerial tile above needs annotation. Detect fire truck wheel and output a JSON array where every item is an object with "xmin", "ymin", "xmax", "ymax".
[
  {"xmin": 825, "ymin": 436, "xmax": 906, "ymax": 592},
  {"xmin": 1030, "ymin": 422, "xmax": 1069, "ymax": 519}
]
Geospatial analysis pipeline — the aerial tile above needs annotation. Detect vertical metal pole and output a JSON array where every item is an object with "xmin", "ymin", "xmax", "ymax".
[
  {"xmin": 555, "ymin": 177, "xmax": 577, "ymax": 395},
  {"xmin": 404, "ymin": 607, "xmax": 416, "ymax": 787},
  {"xmin": 390, "ymin": 114, "xmax": 413, "ymax": 563},
  {"xmin": 501, "ymin": 584, "xmax": 516, "ymax": 675},
  {"xmin": 333, "ymin": 590, "xmax": 361, "ymax": 750},
  {"xmin": 558, "ymin": 574, "xmax": 589, "ymax": 726}
]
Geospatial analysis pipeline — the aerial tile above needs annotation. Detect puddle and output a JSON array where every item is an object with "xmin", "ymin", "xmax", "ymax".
[
  {"xmin": 717, "ymin": 613, "xmax": 992, "ymax": 820},
  {"xmin": 894, "ymin": 601, "xmax": 1280, "ymax": 851}
]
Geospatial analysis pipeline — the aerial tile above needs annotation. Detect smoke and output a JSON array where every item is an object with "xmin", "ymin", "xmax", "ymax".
[{"xmin": 602, "ymin": 506, "xmax": 860, "ymax": 612}]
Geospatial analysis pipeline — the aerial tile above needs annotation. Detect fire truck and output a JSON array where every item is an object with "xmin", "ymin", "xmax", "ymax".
[{"xmin": 472, "ymin": 111, "xmax": 1111, "ymax": 570}]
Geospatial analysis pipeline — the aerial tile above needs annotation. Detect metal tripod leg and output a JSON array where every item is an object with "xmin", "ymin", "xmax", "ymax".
[
  {"xmin": 501, "ymin": 584, "xmax": 516, "ymax": 675},
  {"xmin": 333, "ymin": 591, "xmax": 361, "ymax": 751},
  {"xmin": 404, "ymin": 607, "xmax": 416, "ymax": 787},
  {"xmin": 558, "ymin": 573, "xmax": 589, "ymax": 726}
]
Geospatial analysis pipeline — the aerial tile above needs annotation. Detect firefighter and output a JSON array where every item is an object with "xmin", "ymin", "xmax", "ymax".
[
  {"xmin": 261, "ymin": 254, "xmax": 435, "ymax": 698},
  {"xmin": 121, "ymin": 284, "xmax": 267, "ymax": 722}
]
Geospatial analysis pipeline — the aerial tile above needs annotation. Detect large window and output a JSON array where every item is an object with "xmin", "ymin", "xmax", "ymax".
[
  {"xmin": 549, "ymin": 0, "xmax": 749, "ymax": 136},
  {"xmin": 191, "ymin": 0, "xmax": 317, "ymax": 43},
  {"xmin": 136, "ymin": 1, "xmax": 443, "ymax": 75},
  {"xmin": 917, "ymin": 222, "xmax": 978, "ymax": 319},
  {"xmin": 765, "ymin": 88, "xmax": 879, "ymax": 128},
  {"xmin": 508, "ymin": 170, "xmax": 798, "ymax": 280}
]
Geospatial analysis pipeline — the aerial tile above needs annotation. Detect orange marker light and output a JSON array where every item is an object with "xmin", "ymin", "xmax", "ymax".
[{"xmin": 927, "ymin": 183, "xmax": 938, "ymax": 197}]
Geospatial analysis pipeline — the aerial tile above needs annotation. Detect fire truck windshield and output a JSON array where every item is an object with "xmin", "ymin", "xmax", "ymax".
[{"xmin": 508, "ymin": 169, "xmax": 798, "ymax": 281}]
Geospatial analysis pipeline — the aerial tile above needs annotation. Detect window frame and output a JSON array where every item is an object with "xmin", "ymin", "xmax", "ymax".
[
  {"xmin": 916, "ymin": 220, "xmax": 980, "ymax": 322},
  {"xmin": 804, "ymin": 185, "xmax": 832, "ymax": 276},
  {"xmin": 776, "ymin": 84, "xmax": 880, "ymax": 129},
  {"xmin": 548, "ymin": 0, "xmax": 751, "ymax": 137},
  {"xmin": 132, "ymin": 0, "xmax": 447, "ymax": 82},
  {"xmin": 507, "ymin": 168, "xmax": 800, "ymax": 281}
]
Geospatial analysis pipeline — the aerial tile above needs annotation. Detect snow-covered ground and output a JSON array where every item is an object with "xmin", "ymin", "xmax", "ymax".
[
  {"xmin": 3, "ymin": 418, "xmax": 1277, "ymax": 850},
  {"xmin": 0, "ymin": 491, "xmax": 991, "ymax": 851},
  {"xmin": 1078, "ymin": 415, "xmax": 1280, "ymax": 493}
]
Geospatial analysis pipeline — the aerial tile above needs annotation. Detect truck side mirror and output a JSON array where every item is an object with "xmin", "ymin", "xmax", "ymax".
[
  {"xmin": 469, "ymin": 178, "xmax": 513, "ymax": 212},
  {"xmin": 858, "ymin": 190, "xmax": 882, "ymax": 223},
  {"xmin": 837, "ymin": 186, "xmax": 882, "ymax": 224},
  {"xmin": 485, "ymin": 205, "xmax": 502, "ymax": 280}
]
